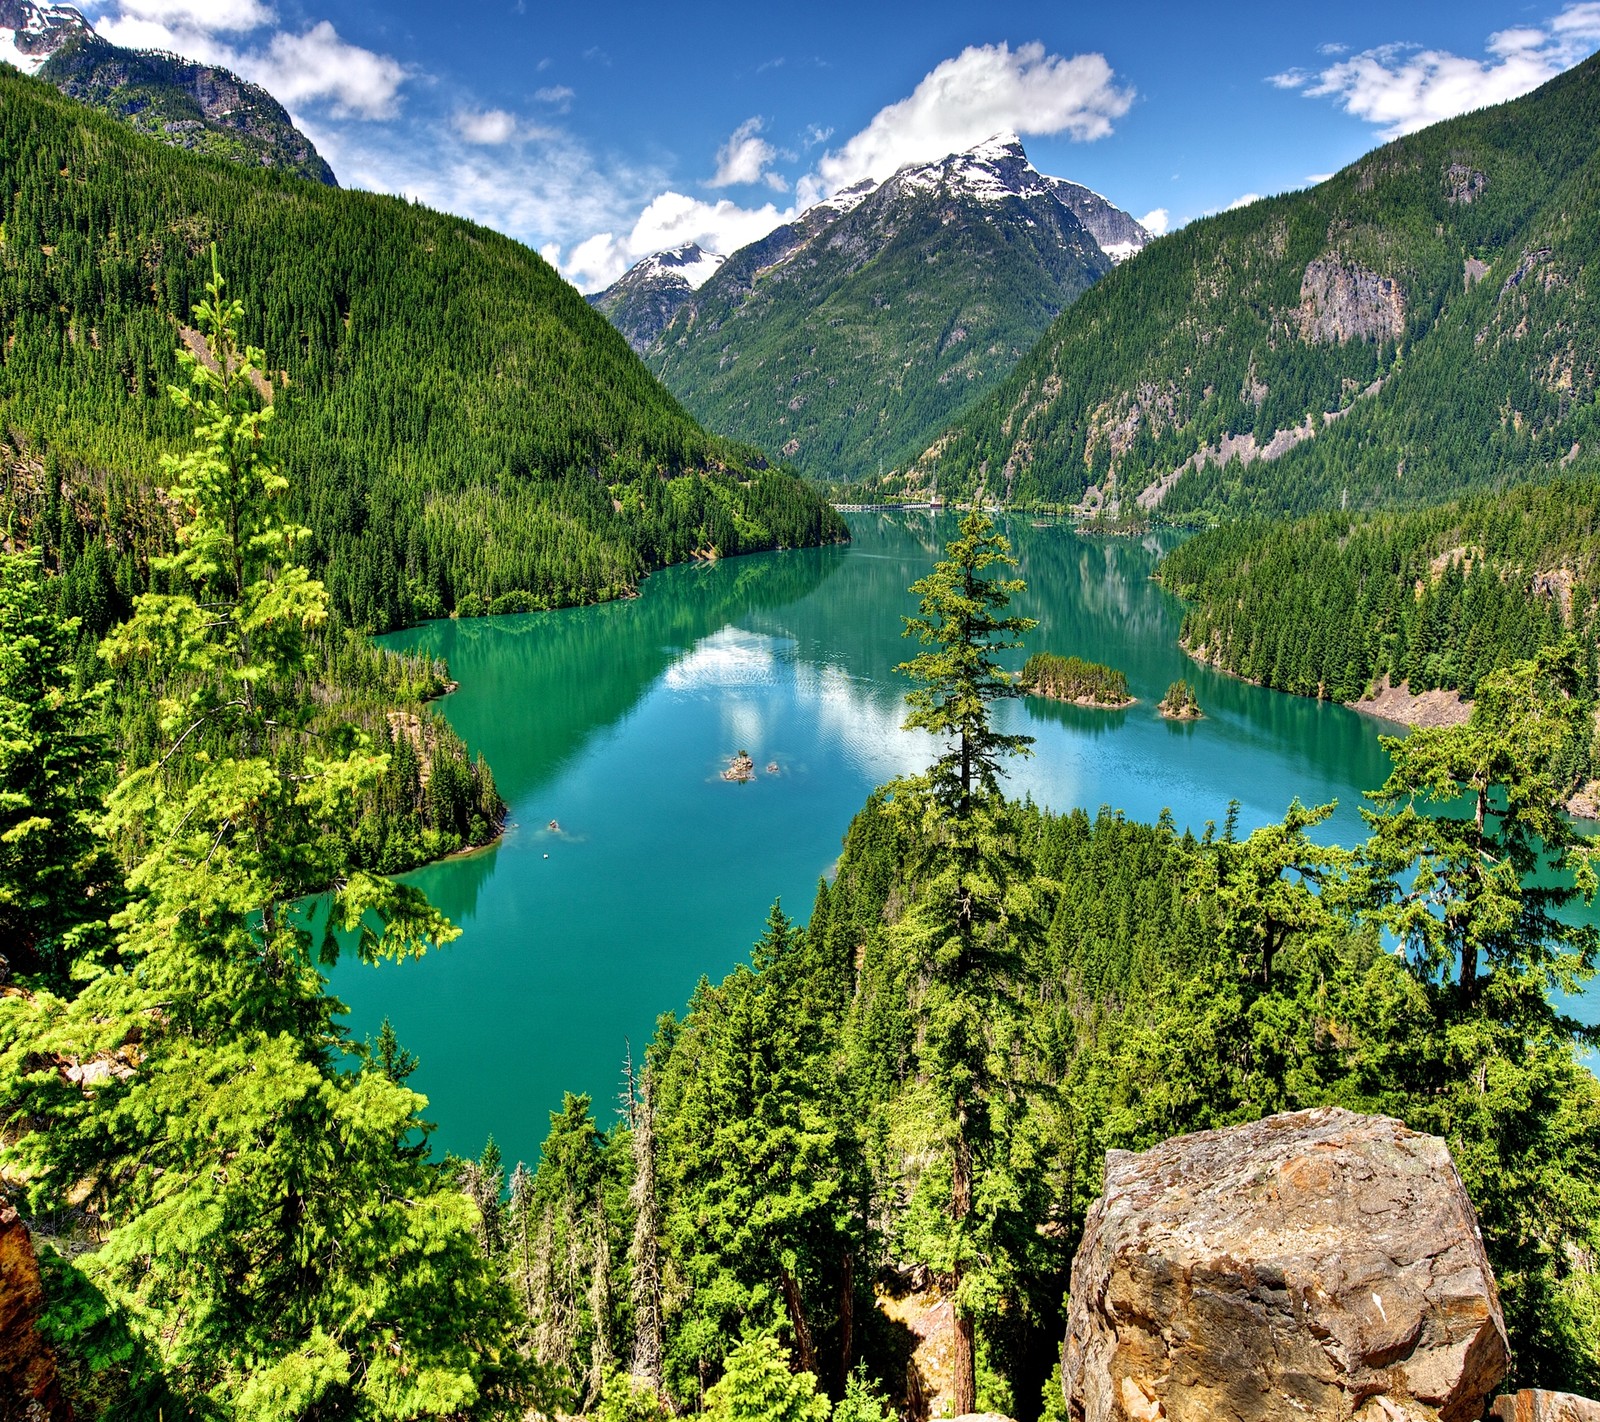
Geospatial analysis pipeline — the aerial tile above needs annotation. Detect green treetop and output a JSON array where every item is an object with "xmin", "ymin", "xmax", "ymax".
[
  {"xmin": 0, "ymin": 553, "xmax": 115, "ymax": 988},
  {"xmin": 898, "ymin": 510, "xmax": 1036, "ymax": 815}
]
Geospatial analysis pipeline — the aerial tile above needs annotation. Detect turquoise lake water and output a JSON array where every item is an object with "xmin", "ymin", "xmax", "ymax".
[{"xmin": 330, "ymin": 512, "xmax": 1596, "ymax": 1167}]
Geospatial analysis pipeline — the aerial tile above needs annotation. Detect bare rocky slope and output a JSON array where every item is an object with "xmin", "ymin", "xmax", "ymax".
[{"xmin": 902, "ymin": 52, "xmax": 1600, "ymax": 519}]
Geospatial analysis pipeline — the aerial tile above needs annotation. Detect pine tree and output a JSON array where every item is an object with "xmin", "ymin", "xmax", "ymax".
[
  {"xmin": 701, "ymin": 1334, "xmax": 830, "ymax": 1422},
  {"xmin": 0, "ymin": 258, "xmax": 528, "ymax": 1418},
  {"xmin": 627, "ymin": 1071, "xmax": 665, "ymax": 1389},
  {"xmin": 893, "ymin": 511, "xmax": 1040, "ymax": 1413},
  {"xmin": 0, "ymin": 553, "xmax": 114, "ymax": 987}
]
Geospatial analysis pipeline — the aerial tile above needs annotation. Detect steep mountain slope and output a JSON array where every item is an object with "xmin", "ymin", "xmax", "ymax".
[
  {"xmin": 0, "ymin": 68, "xmax": 844, "ymax": 630},
  {"xmin": 1, "ymin": 1, "xmax": 335, "ymax": 183},
  {"xmin": 641, "ymin": 135, "xmax": 1147, "ymax": 482},
  {"xmin": 903, "ymin": 54, "xmax": 1600, "ymax": 517},
  {"xmin": 587, "ymin": 241, "xmax": 724, "ymax": 352}
]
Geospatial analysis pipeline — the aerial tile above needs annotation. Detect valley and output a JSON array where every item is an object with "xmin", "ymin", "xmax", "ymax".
[{"xmin": 2, "ymin": 8, "xmax": 1600, "ymax": 1421}]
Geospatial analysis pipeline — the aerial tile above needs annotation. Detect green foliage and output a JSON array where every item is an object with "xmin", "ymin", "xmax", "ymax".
[
  {"xmin": 0, "ymin": 267, "xmax": 534, "ymax": 1419},
  {"xmin": 908, "ymin": 53, "xmax": 1600, "ymax": 518},
  {"xmin": 1157, "ymin": 679, "xmax": 1201, "ymax": 718},
  {"xmin": 647, "ymin": 171, "xmax": 1107, "ymax": 484},
  {"xmin": 0, "ymin": 552, "xmax": 115, "ymax": 987},
  {"xmin": 1159, "ymin": 479, "xmax": 1600, "ymax": 727},
  {"xmin": 1020, "ymin": 652, "xmax": 1131, "ymax": 706},
  {"xmin": 651, "ymin": 900, "xmax": 866, "ymax": 1398},
  {"xmin": 898, "ymin": 510, "xmax": 1037, "ymax": 811},
  {"xmin": 702, "ymin": 1333, "xmax": 831, "ymax": 1422},
  {"xmin": 830, "ymin": 1366, "xmax": 893, "ymax": 1422},
  {"xmin": 0, "ymin": 66, "xmax": 845, "ymax": 633},
  {"xmin": 597, "ymin": 1370, "xmax": 674, "ymax": 1422}
]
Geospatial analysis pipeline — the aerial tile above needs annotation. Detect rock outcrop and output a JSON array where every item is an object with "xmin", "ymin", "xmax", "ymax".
[
  {"xmin": 1298, "ymin": 257, "xmax": 1407, "ymax": 345},
  {"xmin": 0, "ymin": 1206, "xmax": 72, "ymax": 1420},
  {"xmin": 1063, "ymin": 1107, "xmax": 1508, "ymax": 1422},
  {"xmin": 1493, "ymin": 1394, "xmax": 1600, "ymax": 1422}
]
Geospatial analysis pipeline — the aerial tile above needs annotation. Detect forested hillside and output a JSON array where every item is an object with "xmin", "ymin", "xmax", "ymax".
[
  {"xmin": 646, "ymin": 136, "xmax": 1112, "ymax": 484},
  {"xmin": 0, "ymin": 67, "xmax": 844, "ymax": 632},
  {"xmin": 1158, "ymin": 476, "xmax": 1600, "ymax": 733},
  {"xmin": 900, "ymin": 52, "xmax": 1600, "ymax": 518}
]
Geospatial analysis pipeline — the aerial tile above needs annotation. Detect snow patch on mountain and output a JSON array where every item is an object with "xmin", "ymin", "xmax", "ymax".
[
  {"xmin": 886, "ymin": 132, "xmax": 1058, "ymax": 205},
  {"xmin": 0, "ymin": 0, "xmax": 91, "ymax": 74},
  {"xmin": 634, "ymin": 242, "xmax": 725, "ymax": 291}
]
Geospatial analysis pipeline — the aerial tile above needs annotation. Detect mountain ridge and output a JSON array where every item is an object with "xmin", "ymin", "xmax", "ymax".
[
  {"xmin": 1, "ymin": 0, "xmax": 336, "ymax": 184},
  {"xmin": 607, "ymin": 133, "xmax": 1148, "ymax": 482},
  {"xmin": 895, "ymin": 53, "xmax": 1600, "ymax": 518}
]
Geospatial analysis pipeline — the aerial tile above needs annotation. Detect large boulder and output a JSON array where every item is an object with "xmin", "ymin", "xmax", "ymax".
[
  {"xmin": 0, "ymin": 1205, "xmax": 73, "ymax": 1420},
  {"xmin": 1063, "ymin": 1107, "xmax": 1508, "ymax": 1422},
  {"xmin": 1493, "ymin": 1394, "xmax": 1600, "ymax": 1422}
]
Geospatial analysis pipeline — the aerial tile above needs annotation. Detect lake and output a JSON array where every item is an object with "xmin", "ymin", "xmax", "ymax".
[{"xmin": 335, "ymin": 512, "xmax": 1596, "ymax": 1168}]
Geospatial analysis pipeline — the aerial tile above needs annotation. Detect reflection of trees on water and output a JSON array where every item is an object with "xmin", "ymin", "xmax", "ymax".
[{"xmin": 381, "ymin": 547, "xmax": 846, "ymax": 805}]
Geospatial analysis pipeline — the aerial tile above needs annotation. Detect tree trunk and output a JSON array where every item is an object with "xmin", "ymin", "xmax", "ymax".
[
  {"xmin": 838, "ymin": 1247, "xmax": 855, "ymax": 1393},
  {"xmin": 780, "ymin": 1267, "xmax": 817, "ymax": 1376},
  {"xmin": 951, "ymin": 1120, "xmax": 976, "ymax": 1414},
  {"xmin": 627, "ymin": 1075, "xmax": 664, "ymax": 1388}
]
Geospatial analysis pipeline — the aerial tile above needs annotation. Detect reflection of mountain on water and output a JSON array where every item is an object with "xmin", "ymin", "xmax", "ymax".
[{"xmin": 380, "ymin": 546, "xmax": 846, "ymax": 806}]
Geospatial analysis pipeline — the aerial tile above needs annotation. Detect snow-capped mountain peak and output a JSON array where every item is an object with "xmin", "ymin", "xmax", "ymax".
[
  {"xmin": 632, "ymin": 242, "xmax": 725, "ymax": 292},
  {"xmin": 0, "ymin": 0, "xmax": 91, "ymax": 74},
  {"xmin": 887, "ymin": 131, "xmax": 1055, "ymax": 205}
]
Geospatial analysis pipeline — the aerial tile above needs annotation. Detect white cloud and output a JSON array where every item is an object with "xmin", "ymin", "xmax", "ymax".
[
  {"xmin": 250, "ymin": 22, "xmax": 407, "ymax": 119},
  {"xmin": 84, "ymin": 3, "xmax": 409, "ymax": 120},
  {"xmin": 1278, "ymin": 3, "xmax": 1600, "ymax": 137},
  {"xmin": 1227, "ymin": 192, "xmax": 1263, "ymax": 210},
  {"xmin": 94, "ymin": 0, "xmax": 272, "ymax": 31},
  {"xmin": 809, "ymin": 40, "xmax": 1133, "ymax": 196},
  {"xmin": 454, "ymin": 108, "xmax": 517, "ymax": 145},
  {"xmin": 707, "ymin": 116, "xmax": 785, "ymax": 189},
  {"xmin": 558, "ymin": 189, "xmax": 792, "ymax": 290},
  {"xmin": 534, "ymin": 84, "xmax": 574, "ymax": 108},
  {"xmin": 1138, "ymin": 207, "xmax": 1169, "ymax": 236}
]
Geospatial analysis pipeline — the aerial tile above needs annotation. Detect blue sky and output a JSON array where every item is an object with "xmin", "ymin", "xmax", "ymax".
[{"xmin": 77, "ymin": 0, "xmax": 1600, "ymax": 289}]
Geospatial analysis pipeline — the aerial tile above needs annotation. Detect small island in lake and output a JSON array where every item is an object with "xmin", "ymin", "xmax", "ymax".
[
  {"xmin": 1159, "ymin": 679, "xmax": 1204, "ymax": 720},
  {"xmin": 722, "ymin": 750, "xmax": 756, "ymax": 782},
  {"xmin": 1020, "ymin": 652, "xmax": 1134, "ymax": 708}
]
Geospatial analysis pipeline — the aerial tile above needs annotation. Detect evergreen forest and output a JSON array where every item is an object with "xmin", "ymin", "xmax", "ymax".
[
  {"xmin": 891, "ymin": 51, "xmax": 1600, "ymax": 519},
  {"xmin": 0, "ymin": 67, "xmax": 845, "ymax": 634},
  {"xmin": 1159, "ymin": 475, "xmax": 1600, "ymax": 773}
]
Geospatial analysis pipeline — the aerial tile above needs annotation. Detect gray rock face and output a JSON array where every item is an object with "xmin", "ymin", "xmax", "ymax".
[
  {"xmin": 1298, "ymin": 256, "xmax": 1407, "ymax": 344},
  {"xmin": 1063, "ymin": 1107, "xmax": 1509, "ymax": 1422},
  {"xmin": 1045, "ymin": 176, "xmax": 1152, "ymax": 261}
]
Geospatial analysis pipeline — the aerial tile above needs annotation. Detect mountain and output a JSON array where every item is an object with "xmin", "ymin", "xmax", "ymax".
[
  {"xmin": 0, "ymin": 67, "xmax": 844, "ymax": 630},
  {"xmin": 587, "ymin": 241, "xmax": 724, "ymax": 352},
  {"xmin": 0, "ymin": 0, "xmax": 336, "ymax": 184},
  {"xmin": 617, "ymin": 134, "xmax": 1147, "ymax": 482},
  {"xmin": 902, "ymin": 53, "xmax": 1600, "ymax": 518},
  {"xmin": 1045, "ymin": 176, "xmax": 1151, "ymax": 262}
]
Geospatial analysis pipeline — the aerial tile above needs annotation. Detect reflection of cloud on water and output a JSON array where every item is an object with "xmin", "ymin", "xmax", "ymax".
[
  {"xmin": 722, "ymin": 699, "xmax": 766, "ymax": 755},
  {"xmin": 663, "ymin": 627, "xmax": 788, "ymax": 691},
  {"xmin": 796, "ymin": 661, "xmax": 939, "ymax": 784}
]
